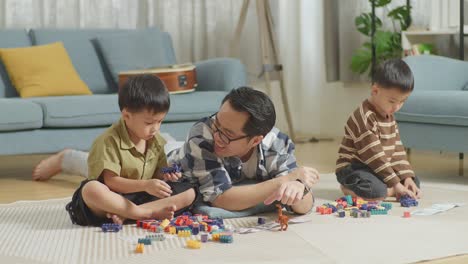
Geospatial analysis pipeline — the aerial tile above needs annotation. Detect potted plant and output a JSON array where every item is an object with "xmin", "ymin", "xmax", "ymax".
[{"xmin": 350, "ymin": 0, "xmax": 411, "ymax": 76}]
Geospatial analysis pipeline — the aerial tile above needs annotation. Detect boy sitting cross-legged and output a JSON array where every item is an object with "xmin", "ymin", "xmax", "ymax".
[
  {"xmin": 336, "ymin": 59, "xmax": 422, "ymax": 201},
  {"xmin": 66, "ymin": 74, "xmax": 196, "ymax": 226}
]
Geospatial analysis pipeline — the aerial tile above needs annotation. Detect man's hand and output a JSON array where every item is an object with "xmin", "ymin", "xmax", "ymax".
[
  {"xmin": 163, "ymin": 172, "xmax": 182, "ymax": 182},
  {"xmin": 144, "ymin": 179, "xmax": 172, "ymax": 198},
  {"xmin": 289, "ymin": 166, "xmax": 320, "ymax": 188},
  {"xmin": 264, "ymin": 180, "xmax": 305, "ymax": 206},
  {"xmin": 393, "ymin": 182, "xmax": 416, "ymax": 200},
  {"xmin": 403, "ymin": 177, "xmax": 422, "ymax": 199}
]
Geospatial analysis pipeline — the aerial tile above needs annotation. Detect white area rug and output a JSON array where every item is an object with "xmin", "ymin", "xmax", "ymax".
[{"xmin": 1, "ymin": 174, "xmax": 468, "ymax": 264}]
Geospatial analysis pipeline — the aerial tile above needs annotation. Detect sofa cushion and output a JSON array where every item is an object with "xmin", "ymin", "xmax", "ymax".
[
  {"xmin": 95, "ymin": 29, "xmax": 175, "ymax": 85},
  {"xmin": 30, "ymin": 28, "xmax": 177, "ymax": 94},
  {"xmin": 0, "ymin": 98, "xmax": 42, "ymax": 131},
  {"xmin": 0, "ymin": 42, "xmax": 92, "ymax": 98},
  {"xmin": 396, "ymin": 91, "xmax": 468, "ymax": 127},
  {"xmin": 27, "ymin": 91, "xmax": 226, "ymax": 128},
  {"xmin": 0, "ymin": 29, "xmax": 32, "ymax": 98},
  {"xmin": 30, "ymin": 29, "xmax": 113, "ymax": 94},
  {"xmin": 29, "ymin": 94, "xmax": 120, "ymax": 128},
  {"xmin": 166, "ymin": 91, "xmax": 227, "ymax": 122}
]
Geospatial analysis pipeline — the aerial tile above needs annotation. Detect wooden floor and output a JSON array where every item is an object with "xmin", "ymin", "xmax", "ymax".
[{"xmin": 0, "ymin": 139, "xmax": 467, "ymax": 263}]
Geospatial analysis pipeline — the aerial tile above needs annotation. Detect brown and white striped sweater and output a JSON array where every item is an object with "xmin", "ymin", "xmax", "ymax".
[{"xmin": 336, "ymin": 99, "xmax": 415, "ymax": 187}]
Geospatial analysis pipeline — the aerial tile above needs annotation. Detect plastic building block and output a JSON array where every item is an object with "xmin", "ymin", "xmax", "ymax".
[
  {"xmin": 257, "ymin": 217, "xmax": 266, "ymax": 225},
  {"xmin": 135, "ymin": 243, "xmax": 144, "ymax": 253},
  {"xmin": 138, "ymin": 238, "xmax": 152, "ymax": 245},
  {"xmin": 200, "ymin": 233, "xmax": 209, "ymax": 243},
  {"xmin": 381, "ymin": 202, "xmax": 393, "ymax": 210},
  {"xmin": 178, "ymin": 230, "xmax": 191, "ymax": 237},
  {"xmin": 400, "ymin": 195, "xmax": 419, "ymax": 207},
  {"xmin": 168, "ymin": 226, "xmax": 176, "ymax": 235},
  {"xmin": 211, "ymin": 233, "xmax": 220, "ymax": 241},
  {"xmin": 146, "ymin": 234, "xmax": 165, "ymax": 241},
  {"xmin": 192, "ymin": 226, "xmax": 200, "ymax": 235},
  {"xmin": 186, "ymin": 239, "xmax": 201, "ymax": 249},
  {"xmin": 370, "ymin": 209, "xmax": 388, "ymax": 215},
  {"xmin": 220, "ymin": 234, "xmax": 234, "ymax": 243},
  {"xmin": 338, "ymin": 209, "xmax": 346, "ymax": 218},
  {"xmin": 101, "ymin": 223, "xmax": 122, "ymax": 232},
  {"xmin": 161, "ymin": 163, "xmax": 182, "ymax": 174},
  {"xmin": 160, "ymin": 219, "xmax": 170, "ymax": 228},
  {"xmin": 403, "ymin": 211, "xmax": 411, "ymax": 218}
]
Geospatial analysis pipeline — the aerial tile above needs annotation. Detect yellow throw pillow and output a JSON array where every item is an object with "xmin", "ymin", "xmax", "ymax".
[{"xmin": 0, "ymin": 42, "xmax": 92, "ymax": 98}]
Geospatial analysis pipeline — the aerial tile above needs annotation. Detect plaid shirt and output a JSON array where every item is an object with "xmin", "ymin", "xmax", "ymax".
[{"xmin": 167, "ymin": 116, "xmax": 297, "ymax": 203}]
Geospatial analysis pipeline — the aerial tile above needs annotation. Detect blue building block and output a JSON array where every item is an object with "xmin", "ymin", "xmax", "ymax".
[
  {"xmin": 400, "ymin": 195, "xmax": 418, "ymax": 207},
  {"xmin": 101, "ymin": 223, "xmax": 122, "ymax": 232},
  {"xmin": 161, "ymin": 163, "xmax": 182, "ymax": 174}
]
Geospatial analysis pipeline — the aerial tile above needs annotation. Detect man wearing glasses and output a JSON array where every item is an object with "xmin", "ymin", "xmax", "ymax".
[{"xmin": 167, "ymin": 86, "xmax": 319, "ymax": 214}]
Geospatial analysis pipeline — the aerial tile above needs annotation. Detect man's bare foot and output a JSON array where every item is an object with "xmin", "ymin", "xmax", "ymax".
[
  {"xmin": 32, "ymin": 149, "xmax": 69, "ymax": 181},
  {"xmin": 106, "ymin": 213, "xmax": 126, "ymax": 225},
  {"xmin": 151, "ymin": 205, "xmax": 176, "ymax": 220}
]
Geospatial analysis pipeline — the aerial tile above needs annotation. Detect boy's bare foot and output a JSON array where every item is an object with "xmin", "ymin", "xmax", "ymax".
[
  {"xmin": 340, "ymin": 185, "xmax": 384, "ymax": 202},
  {"xmin": 32, "ymin": 149, "xmax": 70, "ymax": 181},
  {"xmin": 340, "ymin": 185, "xmax": 358, "ymax": 197},
  {"xmin": 151, "ymin": 205, "xmax": 176, "ymax": 220},
  {"xmin": 106, "ymin": 213, "xmax": 126, "ymax": 225}
]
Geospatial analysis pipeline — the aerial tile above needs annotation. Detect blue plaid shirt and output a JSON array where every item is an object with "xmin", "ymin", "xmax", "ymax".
[{"xmin": 167, "ymin": 116, "xmax": 297, "ymax": 203}]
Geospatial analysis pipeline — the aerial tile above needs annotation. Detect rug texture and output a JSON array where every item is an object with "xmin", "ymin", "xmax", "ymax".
[{"xmin": 1, "ymin": 174, "xmax": 468, "ymax": 264}]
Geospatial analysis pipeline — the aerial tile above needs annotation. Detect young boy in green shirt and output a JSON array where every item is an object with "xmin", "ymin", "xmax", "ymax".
[{"xmin": 66, "ymin": 75, "xmax": 196, "ymax": 226}]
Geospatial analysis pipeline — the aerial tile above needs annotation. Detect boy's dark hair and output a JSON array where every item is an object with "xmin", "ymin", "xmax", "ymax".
[
  {"xmin": 222, "ymin": 86, "xmax": 276, "ymax": 137},
  {"xmin": 372, "ymin": 59, "xmax": 414, "ymax": 92},
  {"xmin": 118, "ymin": 74, "xmax": 170, "ymax": 113}
]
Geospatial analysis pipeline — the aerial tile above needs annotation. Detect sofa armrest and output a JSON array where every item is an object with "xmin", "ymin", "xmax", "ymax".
[
  {"xmin": 195, "ymin": 58, "xmax": 247, "ymax": 92},
  {"xmin": 404, "ymin": 55, "xmax": 468, "ymax": 92}
]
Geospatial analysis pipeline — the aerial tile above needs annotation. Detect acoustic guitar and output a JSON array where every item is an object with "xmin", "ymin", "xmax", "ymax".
[{"xmin": 118, "ymin": 64, "xmax": 197, "ymax": 94}]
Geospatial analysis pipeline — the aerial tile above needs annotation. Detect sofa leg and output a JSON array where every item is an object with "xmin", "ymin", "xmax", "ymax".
[
  {"xmin": 459, "ymin": 153, "xmax": 464, "ymax": 177},
  {"xmin": 406, "ymin": 148, "xmax": 411, "ymax": 163}
]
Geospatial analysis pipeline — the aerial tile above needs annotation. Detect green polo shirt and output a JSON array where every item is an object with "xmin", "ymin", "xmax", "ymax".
[{"xmin": 87, "ymin": 118, "xmax": 168, "ymax": 180}]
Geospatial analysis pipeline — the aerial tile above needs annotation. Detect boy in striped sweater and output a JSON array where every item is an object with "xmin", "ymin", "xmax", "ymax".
[{"xmin": 336, "ymin": 59, "xmax": 421, "ymax": 200}]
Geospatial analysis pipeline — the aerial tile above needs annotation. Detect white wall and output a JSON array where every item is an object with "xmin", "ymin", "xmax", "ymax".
[
  {"xmin": 253, "ymin": 80, "xmax": 369, "ymax": 139},
  {"xmin": 319, "ymin": 81, "xmax": 369, "ymax": 138}
]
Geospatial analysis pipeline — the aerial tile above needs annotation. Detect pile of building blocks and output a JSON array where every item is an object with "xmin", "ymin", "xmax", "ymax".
[
  {"xmin": 161, "ymin": 163, "xmax": 182, "ymax": 174},
  {"xmin": 400, "ymin": 195, "xmax": 419, "ymax": 207},
  {"xmin": 133, "ymin": 212, "xmax": 234, "ymax": 251},
  {"xmin": 316, "ymin": 195, "xmax": 395, "ymax": 218},
  {"xmin": 101, "ymin": 223, "xmax": 122, "ymax": 232}
]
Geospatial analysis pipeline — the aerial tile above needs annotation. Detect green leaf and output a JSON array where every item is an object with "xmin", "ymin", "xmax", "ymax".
[
  {"xmin": 374, "ymin": 30, "xmax": 403, "ymax": 58},
  {"xmin": 388, "ymin": 5, "xmax": 411, "ymax": 30},
  {"xmin": 355, "ymin": 13, "xmax": 382, "ymax": 36},
  {"xmin": 351, "ymin": 0, "xmax": 410, "ymax": 77},
  {"xmin": 350, "ymin": 48, "xmax": 372, "ymax": 74},
  {"xmin": 369, "ymin": 0, "xmax": 391, "ymax": 7},
  {"xmin": 374, "ymin": 30, "xmax": 393, "ymax": 53}
]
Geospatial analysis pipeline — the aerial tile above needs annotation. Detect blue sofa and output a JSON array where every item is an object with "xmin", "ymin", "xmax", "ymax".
[
  {"xmin": 396, "ymin": 55, "xmax": 468, "ymax": 173},
  {"xmin": 0, "ymin": 28, "xmax": 246, "ymax": 155}
]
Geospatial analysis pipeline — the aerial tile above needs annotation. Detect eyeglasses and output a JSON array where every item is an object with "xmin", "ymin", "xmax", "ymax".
[{"xmin": 210, "ymin": 113, "xmax": 250, "ymax": 145}]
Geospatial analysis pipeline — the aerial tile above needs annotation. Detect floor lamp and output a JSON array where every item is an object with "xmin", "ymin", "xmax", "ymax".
[
  {"xmin": 231, "ymin": 0, "xmax": 333, "ymax": 143},
  {"xmin": 230, "ymin": 0, "xmax": 297, "ymax": 142}
]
